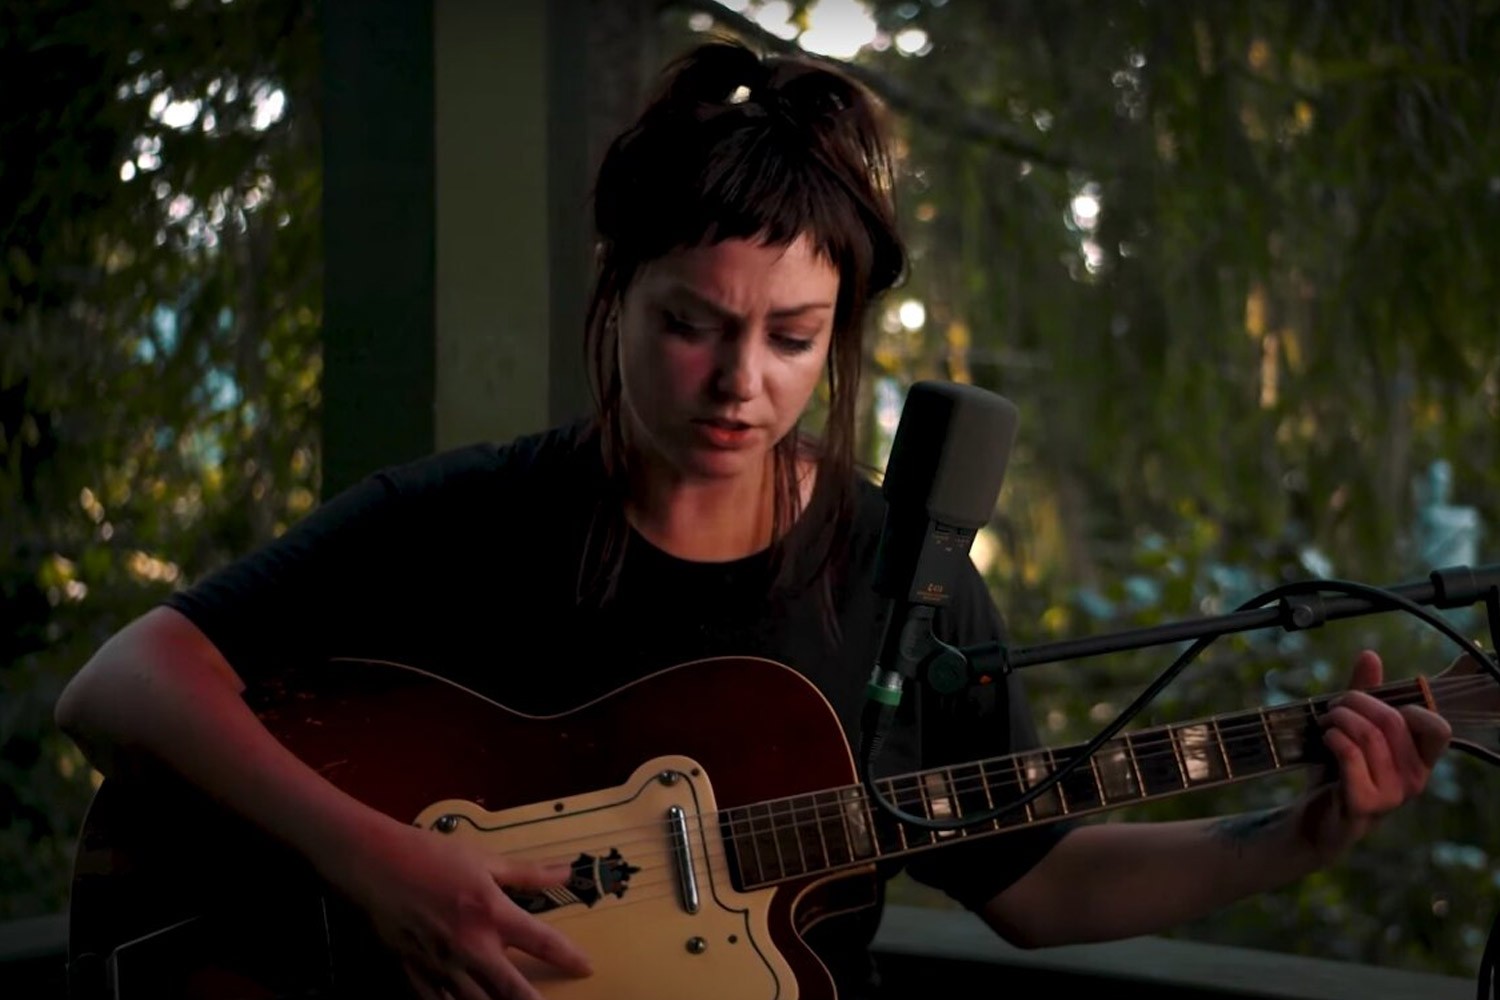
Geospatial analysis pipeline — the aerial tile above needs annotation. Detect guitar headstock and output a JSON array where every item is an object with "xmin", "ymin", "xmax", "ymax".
[{"xmin": 1428, "ymin": 653, "xmax": 1500, "ymax": 766}]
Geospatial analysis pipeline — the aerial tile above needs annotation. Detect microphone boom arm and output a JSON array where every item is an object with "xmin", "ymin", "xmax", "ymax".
[{"xmin": 925, "ymin": 562, "xmax": 1500, "ymax": 694}]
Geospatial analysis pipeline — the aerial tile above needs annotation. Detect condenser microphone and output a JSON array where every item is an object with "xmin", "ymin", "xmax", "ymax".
[{"xmin": 865, "ymin": 380, "xmax": 1019, "ymax": 721}]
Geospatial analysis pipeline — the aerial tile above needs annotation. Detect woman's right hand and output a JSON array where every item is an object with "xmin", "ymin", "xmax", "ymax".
[
  {"xmin": 54, "ymin": 608, "xmax": 592, "ymax": 999},
  {"xmin": 331, "ymin": 819, "xmax": 593, "ymax": 1000}
]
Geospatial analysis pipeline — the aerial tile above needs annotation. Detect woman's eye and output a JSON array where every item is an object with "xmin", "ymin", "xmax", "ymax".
[
  {"xmin": 663, "ymin": 311, "xmax": 709, "ymax": 336},
  {"xmin": 773, "ymin": 334, "xmax": 817, "ymax": 354}
]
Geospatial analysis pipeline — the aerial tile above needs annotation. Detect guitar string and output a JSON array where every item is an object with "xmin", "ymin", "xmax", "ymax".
[
  {"xmin": 456, "ymin": 676, "xmax": 1477, "ymax": 864},
  {"xmin": 529, "ymin": 742, "xmax": 1491, "ymax": 923},
  {"xmin": 468, "ymin": 677, "xmax": 1478, "ymax": 882},
  {"xmin": 504, "ymin": 694, "xmax": 1498, "ymax": 925},
  {"xmin": 522, "ymin": 692, "xmax": 1480, "ymax": 928},
  {"xmin": 439, "ymin": 677, "xmax": 1493, "ymax": 921}
]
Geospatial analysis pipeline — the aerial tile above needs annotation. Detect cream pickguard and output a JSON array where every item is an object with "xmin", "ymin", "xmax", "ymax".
[{"xmin": 415, "ymin": 755, "xmax": 803, "ymax": 999}]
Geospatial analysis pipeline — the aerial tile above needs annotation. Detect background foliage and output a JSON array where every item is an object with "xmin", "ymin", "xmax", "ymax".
[
  {"xmin": 1, "ymin": 0, "xmax": 320, "ymax": 917},
  {"xmin": 4, "ymin": 0, "xmax": 1499, "ymax": 985},
  {"xmin": 720, "ymin": 0, "xmax": 1500, "ymax": 976}
]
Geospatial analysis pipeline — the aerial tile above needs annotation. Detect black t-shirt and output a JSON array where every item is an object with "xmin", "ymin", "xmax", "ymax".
[{"xmin": 163, "ymin": 420, "xmax": 1072, "ymax": 998}]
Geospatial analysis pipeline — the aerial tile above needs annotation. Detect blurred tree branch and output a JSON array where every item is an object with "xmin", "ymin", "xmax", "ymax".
[{"xmin": 659, "ymin": 0, "xmax": 1082, "ymax": 172}]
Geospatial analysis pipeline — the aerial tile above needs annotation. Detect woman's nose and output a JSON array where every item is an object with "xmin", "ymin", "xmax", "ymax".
[{"xmin": 712, "ymin": 336, "xmax": 763, "ymax": 401}]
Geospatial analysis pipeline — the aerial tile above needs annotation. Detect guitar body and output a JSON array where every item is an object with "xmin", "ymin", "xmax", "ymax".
[
  {"xmin": 65, "ymin": 656, "xmax": 880, "ymax": 1000},
  {"xmin": 71, "ymin": 638, "xmax": 1500, "ymax": 999}
]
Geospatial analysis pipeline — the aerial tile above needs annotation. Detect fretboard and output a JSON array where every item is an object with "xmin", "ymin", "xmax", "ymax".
[{"xmin": 722, "ymin": 681, "xmax": 1421, "ymax": 889}]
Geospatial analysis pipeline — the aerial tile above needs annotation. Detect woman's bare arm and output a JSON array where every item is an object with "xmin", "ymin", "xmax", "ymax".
[{"xmin": 55, "ymin": 605, "xmax": 590, "ymax": 1000}]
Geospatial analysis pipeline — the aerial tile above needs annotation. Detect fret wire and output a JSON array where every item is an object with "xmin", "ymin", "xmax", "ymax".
[
  {"xmin": 810, "ymin": 792, "xmax": 831, "ymax": 870},
  {"xmin": 893, "ymin": 778, "xmax": 912, "ymax": 851},
  {"xmin": 948, "ymin": 767, "xmax": 967, "ymax": 836},
  {"xmin": 743, "ymin": 806, "xmax": 766, "ymax": 885},
  {"xmin": 1047, "ymin": 748, "xmax": 1071, "ymax": 814},
  {"xmin": 1211, "ymin": 717, "xmax": 1234, "ymax": 778},
  {"xmin": 936, "ymin": 766, "xmax": 965, "ymax": 838},
  {"xmin": 915, "ymin": 773, "xmax": 936, "ymax": 843},
  {"xmin": 1010, "ymin": 756, "xmax": 1035, "ymax": 823},
  {"xmin": 906, "ymin": 773, "xmax": 937, "ymax": 845},
  {"xmin": 1124, "ymin": 734, "xmax": 1147, "ymax": 796},
  {"xmin": 828, "ymin": 790, "xmax": 852, "ymax": 866},
  {"xmin": 786, "ymin": 797, "xmax": 809, "ymax": 875},
  {"xmin": 832, "ymin": 788, "xmax": 854, "ymax": 865},
  {"xmin": 946, "ymin": 765, "xmax": 969, "ymax": 831},
  {"xmin": 1167, "ymin": 726, "xmax": 1190, "ymax": 788},
  {"xmin": 1270, "ymin": 703, "xmax": 1315, "ymax": 765},
  {"xmin": 913, "ymin": 774, "xmax": 936, "ymax": 842},
  {"xmin": 763, "ymin": 802, "xmax": 786, "ymax": 880},
  {"xmin": 977, "ymin": 760, "xmax": 1003, "ymax": 832},
  {"xmin": 843, "ymin": 786, "xmax": 868, "ymax": 863},
  {"xmin": 834, "ymin": 790, "xmax": 856, "ymax": 861},
  {"xmin": 1258, "ymin": 709, "xmax": 1281, "ymax": 768},
  {"xmin": 724, "ymin": 809, "xmax": 742, "ymax": 883},
  {"xmin": 1087, "ymin": 749, "xmax": 1107, "ymax": 804},
  {"xmin": 879, "ymin": 777, "xmax": 910, "ymax": 853},
  {"xmin": 858, "ymin": 786, "xmax": 882, "ymax": 860}
]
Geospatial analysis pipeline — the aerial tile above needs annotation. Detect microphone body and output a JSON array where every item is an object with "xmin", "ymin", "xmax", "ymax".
[{"xmin": 867, "ymin": 380, "xmax": 1019, "ymax": 711}]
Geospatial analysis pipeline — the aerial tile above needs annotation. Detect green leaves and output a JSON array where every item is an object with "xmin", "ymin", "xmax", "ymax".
[
  {"xmin": 773, "ymin": 0, "xmax": 1500, "ymax": 977},
  {"xmin": 0, "ymin": 0, "xmax": 321, "ymax": 918}
]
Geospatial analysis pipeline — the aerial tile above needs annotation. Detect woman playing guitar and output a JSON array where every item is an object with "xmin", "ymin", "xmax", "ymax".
[{"xmin": 55, "ymin": 38, "xmax": 1452, "ymax": 1000}]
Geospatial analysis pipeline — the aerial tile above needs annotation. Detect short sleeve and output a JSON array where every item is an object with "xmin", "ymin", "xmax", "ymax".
[
  {"xmin": 899, "ymin": 557, "xmax": 1077, "ymax": 910},
  {"xmin": 161, "ymin": 470, "xmax": 419, "ymax": 684},
  {"xmin": 159, "ymin": 428, "xmax": 592, "ymax": 692}
]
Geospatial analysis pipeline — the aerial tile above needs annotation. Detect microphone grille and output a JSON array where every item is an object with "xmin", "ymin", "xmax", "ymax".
[{"xmin": 882, "ymin": 380, "xmax": 1019, "ymax": 529}]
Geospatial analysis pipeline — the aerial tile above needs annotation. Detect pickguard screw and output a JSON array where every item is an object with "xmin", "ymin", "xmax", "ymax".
[
  {"xmin": 658, "ymin": 771, "xmax": 680, "ymax": 786},
  {"xmin": 686, "ymin": 937, "xmax": 707, "ymax": 954},
  {"xmin": 434, "ymin": 815, "xmax": 459, "ymax": 833}
]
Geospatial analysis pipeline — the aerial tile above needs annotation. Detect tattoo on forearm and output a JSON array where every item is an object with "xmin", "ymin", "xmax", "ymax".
[{"xmin": 1208, "ymin": 805, "xmax": 1292, "ymax": 849}]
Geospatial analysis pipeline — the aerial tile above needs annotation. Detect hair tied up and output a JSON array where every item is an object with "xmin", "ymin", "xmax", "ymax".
[
  {"xmin": 653, "ymin": 41, "xmax": 852, "ymax": 135},
  {"xmin": 732, "ymin": 84, "xmax": 819, "ymax": 135},
  {"xmin": 655, "ymin": 40, "xmax": 768, "ymax": 112}
]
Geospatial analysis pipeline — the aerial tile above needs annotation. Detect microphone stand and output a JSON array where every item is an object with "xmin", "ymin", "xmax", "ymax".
[
  {"xmin": 893, "ymin": 561, "xmax": 1500, "ymax": 1000},
  {"xmin": 924, "ymin": 562, "xmax": 1500, "ymax": 693},
  {"xmin": 861, "ymin": 561, "xmax": 1500, "ymax": 834}
]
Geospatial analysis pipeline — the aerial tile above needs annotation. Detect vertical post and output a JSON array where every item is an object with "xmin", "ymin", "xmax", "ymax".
[
  {"xmin": 319, "ymin": 0, "xmax": 594, "ymax": 500},
  {"xmin": 320, "ymin": 0, "xmax": 436, "ymax": 499}
]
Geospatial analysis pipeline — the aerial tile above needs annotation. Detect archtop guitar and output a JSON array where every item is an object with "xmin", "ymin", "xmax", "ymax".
[{"xmin": 63, "ymin": 653, "xmax": 1500, "ymax": 999}]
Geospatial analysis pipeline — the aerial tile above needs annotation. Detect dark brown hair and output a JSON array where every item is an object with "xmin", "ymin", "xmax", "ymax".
[{"xmin": 579, "ymin": 39, "xmax": 906, "ymax": 629}]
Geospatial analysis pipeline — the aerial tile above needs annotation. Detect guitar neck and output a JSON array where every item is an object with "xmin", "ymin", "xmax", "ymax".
[{"xmin": 726, "ymin": 678, "xmax": 1430, "ymax": 887}]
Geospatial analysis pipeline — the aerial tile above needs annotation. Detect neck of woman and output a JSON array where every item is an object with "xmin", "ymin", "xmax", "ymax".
[{"xmin": 625, "ymin": 460, "xmax": 778, "ymax": 563}]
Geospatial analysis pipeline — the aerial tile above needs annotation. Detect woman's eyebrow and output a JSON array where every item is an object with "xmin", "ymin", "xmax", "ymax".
[{"xmin": 660, "ymin": 283, "xmax": 834, "ymax": 321}]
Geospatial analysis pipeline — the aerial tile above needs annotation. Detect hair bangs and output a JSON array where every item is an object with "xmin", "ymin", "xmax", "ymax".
[{"xmin": 603, "ymin": 116, "xmax": 877, "ymax": 298}]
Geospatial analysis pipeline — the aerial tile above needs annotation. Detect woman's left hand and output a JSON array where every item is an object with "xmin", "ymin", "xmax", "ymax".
[{"xmin": 1296, "ymin": 649, "xmax": 1453, "ymax": 860}]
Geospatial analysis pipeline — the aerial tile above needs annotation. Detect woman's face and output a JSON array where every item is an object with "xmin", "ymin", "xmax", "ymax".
[{"xmin": 616, "ymin": 234, "xmax": 839, "ymax": 488}]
